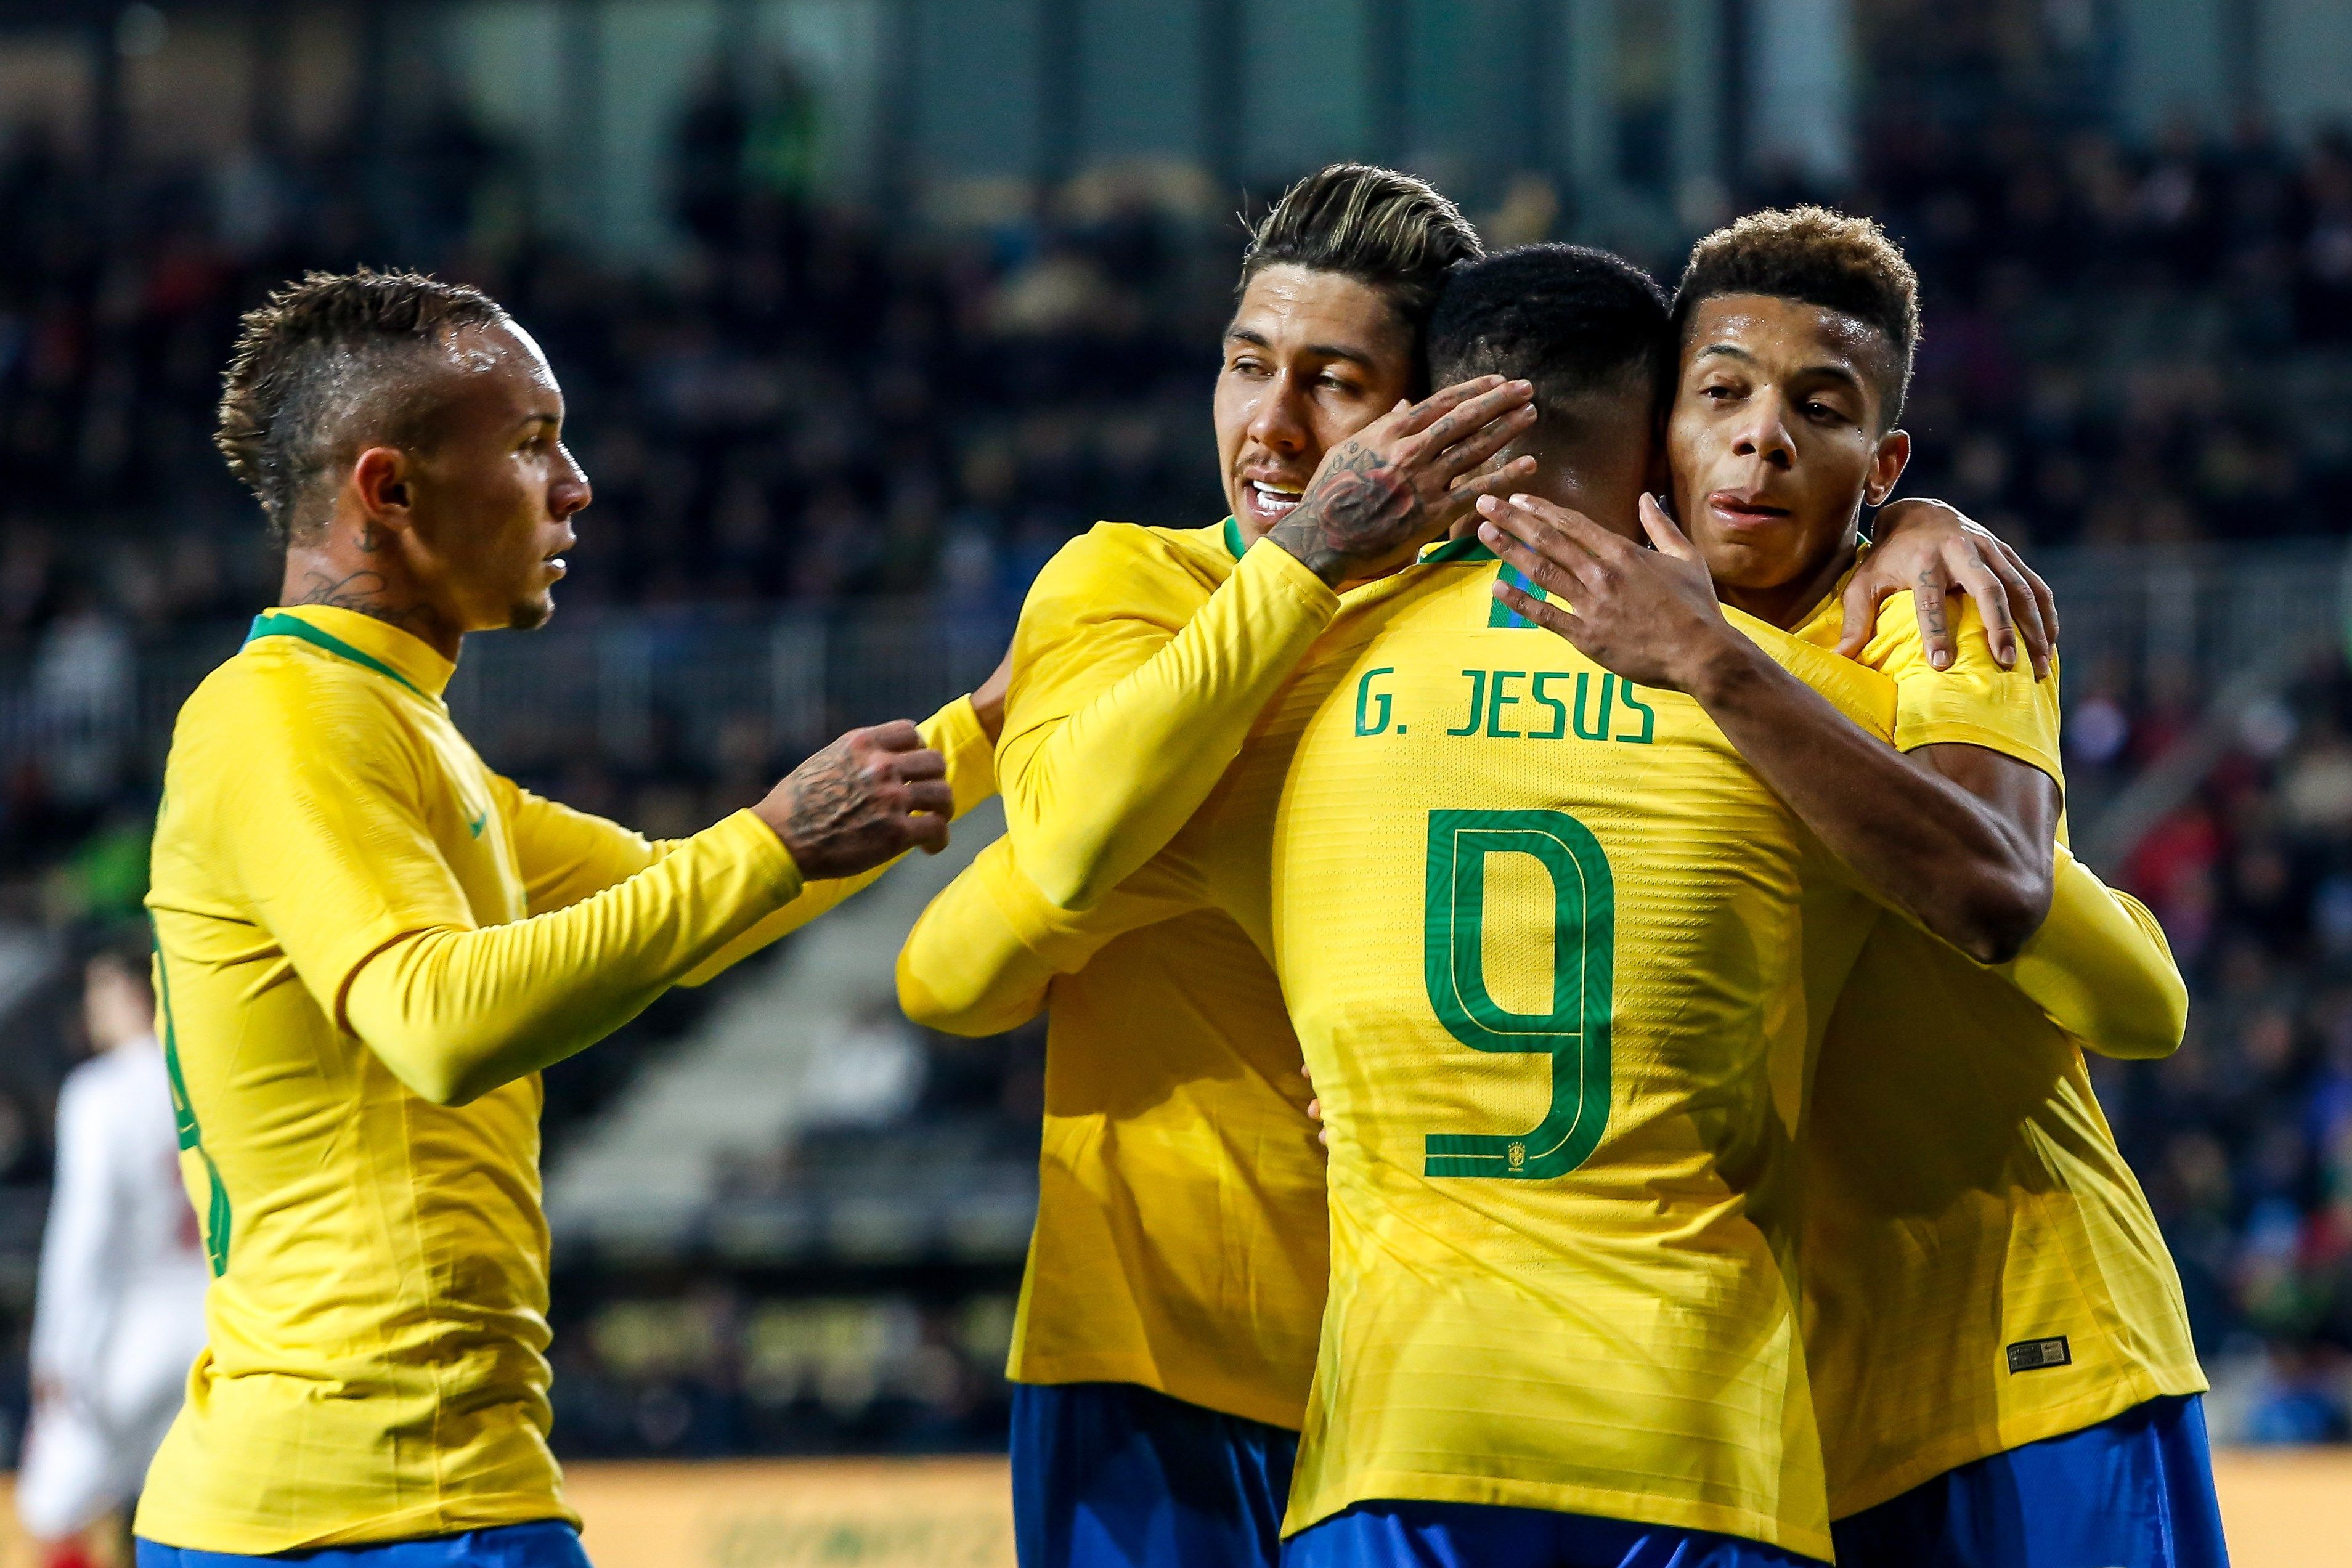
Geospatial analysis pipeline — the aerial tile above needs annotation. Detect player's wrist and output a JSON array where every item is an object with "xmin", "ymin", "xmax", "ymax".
[
  {"xmin": 1681, "ymin": 628, "xmax": 1769, "ymax": 709},
  {"xmin": 1264, "ymin": 515, "xmax": 1353, "ymax": 587}
]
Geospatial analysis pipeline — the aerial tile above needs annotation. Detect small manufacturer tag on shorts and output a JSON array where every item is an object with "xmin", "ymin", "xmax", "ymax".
[{"xmin": 2006, "ymin": 1335, "xmax": 2072, "ymax": 1373}]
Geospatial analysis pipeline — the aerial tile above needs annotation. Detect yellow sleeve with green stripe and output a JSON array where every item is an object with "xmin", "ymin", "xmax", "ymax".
[{"xmin": 1001, "ymin": 521, "xmax": 1337, "ymax": 909}]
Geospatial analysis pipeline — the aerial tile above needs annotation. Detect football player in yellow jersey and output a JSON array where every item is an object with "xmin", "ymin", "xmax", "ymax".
[
  {"xmin": 137, "ymin": 271, "xmax": 998, "ymax": 1568},
  {"xmin": 1478, "ymin": 211, "xmax": 2226, "ymax": 1566},
  {"xmin": 941, "ymin": 166, "xmax": 1547, "ymax": 1568}
]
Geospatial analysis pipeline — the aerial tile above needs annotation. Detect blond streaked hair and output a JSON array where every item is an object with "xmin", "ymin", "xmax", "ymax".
[
  {"xmin": 1674, "ymin": 206, "xmax": 1921, "ymax": 424},
  {"xmin": 1238, "ymin": 164, "xmax": 1484, "ymax": 386},
  {"xmin": 216, "ymin": 268, "xmax": 511, "ymax": 543}
]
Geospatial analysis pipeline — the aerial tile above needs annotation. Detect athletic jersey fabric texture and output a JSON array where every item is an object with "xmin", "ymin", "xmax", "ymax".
[
  {"xmin": 1221, "ymin": 539, "xmax": 1899, "ymax": 1558},
  {"xmin": 914, "ymin": 519, "xmax": 1336, "ymax": 1429},
  {"xmin": 19, "ymin": 1036, "xmax": 209, "ymax": 1538},
  {"xmin": 1789, "ymin": 591, "xmax": 2205, "ymax": 1517},
  {"xmin": 139, "ymin": 604, "xmax": 990, "ymax": 1553}
]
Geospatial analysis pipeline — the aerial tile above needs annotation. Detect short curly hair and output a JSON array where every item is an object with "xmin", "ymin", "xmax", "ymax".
[
  {"xmin": 1672, "ymin": 206, "xmax": 1920, "ymax": 426},
  {"xmin": 216, "ymin": 269, "xmax": 510, "ymax": 542},
  {"xmin": 1238, "ymin": 164, "xmax": 1484, "ymax": 389},
  {"xmin": 1429, "ymin": 244, "xmax": 1673, "ymax": 420}
]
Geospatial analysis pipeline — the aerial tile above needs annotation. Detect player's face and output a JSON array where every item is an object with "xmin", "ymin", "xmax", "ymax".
[
  {"xmin": 1215, "ymin": 265, "xmax": 1417, "ymax": 546},
  {"xmin": 405, "ymin": 321, "xmax": 590, "ymax": 633},
  {"xmin": 1667, "ymin": 293, "xmax": 1908, "ymax": 606}
]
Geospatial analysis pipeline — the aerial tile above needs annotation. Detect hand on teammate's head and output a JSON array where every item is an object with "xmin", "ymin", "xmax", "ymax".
[
  {"xmin": 754, "ymin": 721, "xmax": 954, "ymax": 879},
  {"xmin": 1266, "ymin": 376, "xmax": 1539, "ymax": 587}
]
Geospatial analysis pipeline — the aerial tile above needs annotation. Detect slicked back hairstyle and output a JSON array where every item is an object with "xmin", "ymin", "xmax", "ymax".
[
  {"xmin": 1672, "ymin": 206, "xmax": 1921, "ymax": 426},
  {"xmin": 217, "ymin": 268, "xmax": 511, "ymax": 543},
  {"xmin": 1428, "ymin": 244, "xmax": 1672, "ymax": 428},
  {"xmin": 1238, "ymin": 163, "xmax": 1484, "ymax": 383}
]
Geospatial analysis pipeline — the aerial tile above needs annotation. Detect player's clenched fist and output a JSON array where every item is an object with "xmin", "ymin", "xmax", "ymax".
[{"xmin": 753, "ymin": 720, "xmax": 954, "ymax": 879}]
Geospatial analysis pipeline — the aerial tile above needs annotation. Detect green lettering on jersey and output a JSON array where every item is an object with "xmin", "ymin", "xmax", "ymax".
[
  {"xmin": 1446, "ymin": 670, "xmax": 1487, "ymax": 736},
  {"xmin": 1571, "ymin": 672, "xmax": 1614, "ymax": 741},
  {"xmin": 153, "ymin": 929, "xmax": 230, "ymax": 1277},
  {"xmin": 1354, "ymin": 668, "xmax": 1396, "ymax": 736},
  {"xmin": 1614, "ymin": 680, "xmax": 1656, "ymax": 745},
  {"xmin": 1422, "ymin": 809, "xmax": 1613, "ymax": 1180}
]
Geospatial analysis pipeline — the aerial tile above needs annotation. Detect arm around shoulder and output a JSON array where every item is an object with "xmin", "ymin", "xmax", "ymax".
[{"xmin": 1995, "ymin": 844, "xmax": 2187, "ymax": 1060}]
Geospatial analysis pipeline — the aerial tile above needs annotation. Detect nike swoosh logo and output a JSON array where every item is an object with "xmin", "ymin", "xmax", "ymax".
[{"xmin": 468, "ymin": 811, "xmax": 487, "ymax": 839}]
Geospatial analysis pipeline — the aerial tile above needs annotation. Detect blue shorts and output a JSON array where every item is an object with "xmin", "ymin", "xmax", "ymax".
[
  {"xmin": 136, "ymin": 1522, "xmax": 590, "ymax": 1567},
  {"xmin": 1830, "ymin": 1394, "xmax": 2230, "ymax": 1567},
  {"xmin": 1011, "ymin": 1379, "xmax": 1299, "ymax": 1568},
  {"xmin": 1280, "ymin": 1499, "xmax": 1826, "ymax": 1567}
]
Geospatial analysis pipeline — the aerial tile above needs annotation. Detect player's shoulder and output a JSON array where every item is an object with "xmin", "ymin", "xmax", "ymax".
[
  {"xmin": 1019, "ymin": 519, "xmax": 1236, "ymax": 633},
  {"xmin": 1860, "ymin": 586, "xmax": 2003, "ymax": 681},
  {"xmin": 171, "ymin": 633, "xmax": 417, "ymax": 792},
  {"xmin": 1054, "ymin": 518, "xmax": 1234, "ymax": 583}
]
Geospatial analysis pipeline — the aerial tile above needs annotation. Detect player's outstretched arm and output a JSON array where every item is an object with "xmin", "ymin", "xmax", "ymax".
[
  {"xmin": 328, "ymin": 721, "xmax": 951, "ymax": 1106},
  {"xmin": 898, "ymin": 836, "xmax": 1206, "ymax": 1036},
  {"xmin": 1480, "ymin": 492, "xmax": 2057, "ymax": 964},
  {"xmin": 680, "ymin": 693, "xmax": 1000, "ymax": 985}
]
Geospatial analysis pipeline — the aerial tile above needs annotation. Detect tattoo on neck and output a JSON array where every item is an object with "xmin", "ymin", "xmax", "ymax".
[{"xmin": 290, "ymin": 569, "xmax": 451, "ymax": 644}]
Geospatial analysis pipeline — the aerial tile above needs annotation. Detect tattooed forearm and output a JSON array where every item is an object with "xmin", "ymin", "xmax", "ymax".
[
  {"xmin": 290, "ymin": 569, "xmax": 453, "ymax": 645},
  {"xmin": 1266, "ymin": 441, "xmax": 1418, "ymax": 585}
]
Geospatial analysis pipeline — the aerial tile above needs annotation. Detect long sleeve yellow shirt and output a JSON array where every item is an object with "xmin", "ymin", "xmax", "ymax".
[
  {"xmin": 908, "ymin": 519, "xmax": 1337, "ymax": 1428},
  {"xmin": 1788, "ymin": 590, "xmax": 2203, "ymax": 1518},
  {"xmin": 138, "ymin": 606, "xmax": 988, "ymax": 1553}
]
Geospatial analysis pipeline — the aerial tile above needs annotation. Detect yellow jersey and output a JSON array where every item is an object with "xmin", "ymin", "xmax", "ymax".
[
  {"xmin": 1790, "ymin": 591, "xmax": 2203, "ymax": 1517},
  {"xmin": 140, "ymin": 605, "xmax": 990, "ymax": 1553},
  {"xmin": 906, "ymin": 519, "xmax": 1338, "ymax": 1428},
  {"xmin": 1218, "ymin": 538, "xmax": 1917, "ymax": 1556}
]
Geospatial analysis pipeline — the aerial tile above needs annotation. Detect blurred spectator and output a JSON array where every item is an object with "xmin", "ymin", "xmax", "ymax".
[{"xmin": 17, "ymin": 947, "xmax": 207, "ymax": 1568}]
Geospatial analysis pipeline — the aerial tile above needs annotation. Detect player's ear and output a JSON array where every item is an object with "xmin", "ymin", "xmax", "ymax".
[
  {"xmin": 1863, "ymin": 428, "xmax": 1910, "ymax": 508},
  {"xmin": 351, "ymin": 447, "xmax": 415, "ymax": 528}
]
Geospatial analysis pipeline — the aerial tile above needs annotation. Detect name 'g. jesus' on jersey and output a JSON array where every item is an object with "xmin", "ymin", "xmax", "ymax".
[{"xmin": 1202, "ymin": 538, "xmax": 1898, "ymax": 1559}]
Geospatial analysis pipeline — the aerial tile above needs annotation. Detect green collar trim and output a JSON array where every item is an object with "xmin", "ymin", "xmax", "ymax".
[
  {"xmin": 1420, "ymin": 534, "xmax": 1497, "ymax": 564},
  {"xmin": 1222, "ymin": 515, "xmax": 1245, "ymax": 561},
  {"xmin": 245, "ymin": 612, "xmax": 428, "ymax": 699}
]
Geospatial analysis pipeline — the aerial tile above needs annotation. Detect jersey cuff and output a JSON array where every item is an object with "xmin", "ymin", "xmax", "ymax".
[
  {"xmin": 1238, "ymin": 532, "xmax": 1344, "ymax": 619},
  {"xmin": 712, "ymin": 807, "xmax": 804, "ymax": 904},
  {"xmin": 921, "ymin": 694, "xmax": 999, "ymax": 818},
  {"xmin": 1894, "ymin": 720, "xmax": 2063, "ymax": 790}
]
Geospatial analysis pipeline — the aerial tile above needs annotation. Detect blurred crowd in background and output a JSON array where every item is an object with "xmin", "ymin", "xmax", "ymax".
[{"xmin": 8, "ymin": 35, "xmax": 2352, "ymax": 1458}]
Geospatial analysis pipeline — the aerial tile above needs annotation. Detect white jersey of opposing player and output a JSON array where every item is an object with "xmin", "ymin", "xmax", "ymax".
[{"xmin": 17, "ymin": 1036, "xmax": 210, "ymax": 1539}]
